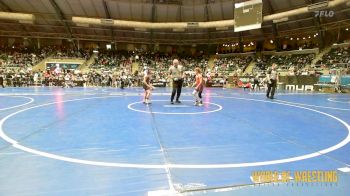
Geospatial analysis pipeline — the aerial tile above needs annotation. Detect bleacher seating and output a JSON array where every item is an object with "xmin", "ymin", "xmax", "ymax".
[{"xmin": 316, "ymin": 46, "xmax": 350, "ymax": 68}]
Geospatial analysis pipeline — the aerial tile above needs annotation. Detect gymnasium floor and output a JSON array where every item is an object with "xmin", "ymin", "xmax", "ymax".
[{"xmin": 0, "ymin": 87, "xmax": 349, "ymax": 196}]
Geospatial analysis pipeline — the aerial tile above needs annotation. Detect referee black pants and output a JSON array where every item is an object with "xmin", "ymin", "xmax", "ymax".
[
  {"xmin": 266, "ymin": 79, "xmax": 276, "ymax": 99},
  {"xmin": 171, "ymin": 79, "xmax": 183, "ymax": 102},
  {"xmin": 253, "ymin": 80, "xmax": 260, "ymax": 90}
]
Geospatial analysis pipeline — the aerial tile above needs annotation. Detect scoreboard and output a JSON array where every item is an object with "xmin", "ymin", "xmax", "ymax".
[{"xmin": 234, "ymin": 0, "xmax": 263, "ymax": 32}]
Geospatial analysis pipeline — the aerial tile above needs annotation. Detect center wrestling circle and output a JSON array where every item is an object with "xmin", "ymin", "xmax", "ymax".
[{"xmin": 127, "ymin": 100, "xmax": 223, "ymax": 115}]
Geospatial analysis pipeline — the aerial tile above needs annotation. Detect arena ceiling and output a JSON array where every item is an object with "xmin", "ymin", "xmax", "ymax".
[{"xmin": 0, "ymin": 0, "xmax": 349, "ymax": 45}]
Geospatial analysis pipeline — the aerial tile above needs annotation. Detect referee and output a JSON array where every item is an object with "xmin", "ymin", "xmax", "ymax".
[
  {"xmin": 266, "ymin": 63, "xmax": 278, "ymax": 99},
  {"xmin": 169, "ymin": 59, "xmax": 184, "ymax": 104}
]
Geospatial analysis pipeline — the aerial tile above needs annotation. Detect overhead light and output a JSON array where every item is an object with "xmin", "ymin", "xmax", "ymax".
[
  {"xmin": 76, "ymin": 23, "xmax": 89, "ymax": 27},
  {"xmin": 135, "ymin": 28, "xmax": 147, "ymax": 31},
  {"xmin": 270, "ymin": 40, "xmax": 274, "ymax": 44},
  {"xmin": 173, "ymin": 28, "xmax": 185, "ymax": 32},
  {"xmin": 72, "ymin": 16, "xmax": 100, "ymax": 25},
  {"xmin": 308, "ymin": 36, "xmax": 311, "ymax": 39},
  {"xmin": 187, "ymin": 22, "xmax": 199, "ymax": 28},
  {"xmin": 93, "ymin": 50, "xmax": 99, "ymax": 53},
  {"xmin": 0, "ymin": 11, "xmax": 35, "ymax": 22},
  {"xmin": 273, "ymin": 17, "xmax": 288, "ymax": 23},
  {"xmin": 290, "ymin": 38, "xmax": 293, "ymax": 40},
  {"xmin": 303, "ymin": 37, "xmax": 306, "ymax": 40},
  {"xmin": 346, "ymin": 28, "xmax": 349, "ymax": 31},
  {"xmin": 297, "ymin": 38, "xmax": 300, "ymax": 40},
  {"xmin": 216, "ymin": 27, "xmax": 228, "ymax": 31},
  {"xmin": 101, "ymin": 19, "xmax": 114, "ymax": 25},
  {"xmin": 19, "ymin": 20, "xmax": 34, "ymax": 24}
]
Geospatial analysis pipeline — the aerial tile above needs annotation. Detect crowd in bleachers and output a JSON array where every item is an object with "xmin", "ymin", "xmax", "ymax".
[
  {"xmin": 254, "ymin": 53, "xmax": 315, "ymax": 76},
  {"xmin": 89, "ymin": 50, "xmax": 132, "ymax": 71},
  {"xmin": 87, "ymin": 50, "xmax": 154, "ymax": 88},
  {"xmin": 317, "ymin": 46, "xmax": 350, "ymax": 68},
  {"xmin": 213, "ymin": 56, "xmax": 253, "ymax": 73},
  {"xmin": 1, "ymin": 44, "xmax": 350, "ymax": 88},
  {"xmin": 0, "ymin": 68, "xmax": 141, "ymax": 88},
  {"xmin": 51, "ymin": 48, "xmax": 91, "ymax": 59},
  {"xmin": 0, "ymin": 47, "xmax": 50, "ymax": 87},
  {"xmin": 143, "ymin": 53, "xmax": 209, "ymax": 87},
  {"xmin": 255, "ymin": 54, "xmax": 314, "ymax": 71},
  {"xmin": 87, "ymin": 50, "xmax": 210, "ymax": 87},
  {"xmin": 0, "ymin": 47, "xmax": 51, "ymax": 69}
]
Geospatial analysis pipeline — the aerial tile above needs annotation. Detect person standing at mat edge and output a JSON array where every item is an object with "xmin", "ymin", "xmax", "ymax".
[
  {"xmin": 143, "ymin": 69, "xmax": 154, "ymax": 104},
  {"xmin": 192, "ymin": 67, "xmax": 204, "ymax": 106},
  {"xmin": 0, "ymin": 71, "xmax": 4, "ymax": 88},
  {"xmin": 266, "ymin": 63, "xmax": 278, "ymax": 99},
  {"xmin": 169, "ymin": 59, "xmax": 185, "ymax": 104}
]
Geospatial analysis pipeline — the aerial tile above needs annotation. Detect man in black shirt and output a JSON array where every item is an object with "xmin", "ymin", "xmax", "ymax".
[{"xmin": 266, "ymin": 63, "xmax": 278, "ymax": 99}]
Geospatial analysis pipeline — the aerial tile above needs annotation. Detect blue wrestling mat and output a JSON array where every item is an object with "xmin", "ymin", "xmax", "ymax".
[{"xmin": 0, "ymin": 87, "xmax": 349, "ymax": 195}]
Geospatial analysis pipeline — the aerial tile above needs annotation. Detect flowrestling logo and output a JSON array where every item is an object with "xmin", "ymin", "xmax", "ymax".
[{"xmin": 314, "ymin": 10, "xmax": 335, "ymax": 17}]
